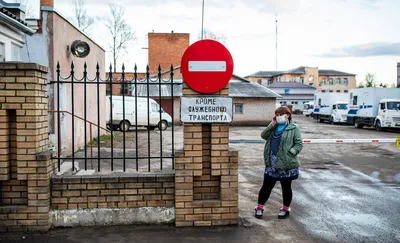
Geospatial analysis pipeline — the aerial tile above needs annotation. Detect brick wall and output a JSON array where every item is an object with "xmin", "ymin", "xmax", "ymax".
[
  {"xmin": 148, "ymin": 33, "xmax": 189, "ymax": 74},
  {"xmin": 51, "ymin": 174, "xmax": 174, "ymax": 210},
  {"xmin": 174, "ymin": 82, "xmax": 239, "ymax": 227},
  {"xmin": 0, "ymin": 63, "xmax": 55, "ymax": 232}
]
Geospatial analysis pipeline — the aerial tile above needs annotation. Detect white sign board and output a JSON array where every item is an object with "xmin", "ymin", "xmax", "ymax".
[{"xmin": 180, "ymin": 97, "xmax": 233, "ymax": 123}]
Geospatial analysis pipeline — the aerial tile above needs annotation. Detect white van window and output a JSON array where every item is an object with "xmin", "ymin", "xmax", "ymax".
[
  {"xmin": 151, "ymin": 103, "xmax": 158, "ymax": 112},
  {"xmin": 353, "ymin": 96, "xmax": 358, "ymax": 105}
]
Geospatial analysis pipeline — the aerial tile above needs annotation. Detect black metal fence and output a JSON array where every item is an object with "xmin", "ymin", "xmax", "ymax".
[{"xmin": 50, "ymin": 63, "xmax": 181, "ymax": 173}]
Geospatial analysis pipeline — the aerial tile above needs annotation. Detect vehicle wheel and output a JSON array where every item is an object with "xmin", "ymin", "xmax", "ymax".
[
  {"xmin": 375, "ymin": 120, "xmax": 383, "ymax": 131},
  {"xmin": 119, "ymin": 120, "xmax": 130, "ymax": 132},
  {"xmin": 330, "ymin": 117, "xmax": 337, "ymax": 125},
  {"xmin": 147, "ymin": 126, "xmax": 156, "ymax": 131},
  {"xmin": 306, "ymin": 115, "xmax": 310, "ymax": 117},
  {"xmin": 354, "ymin": 120, "xmax": 364, "ymax": 129},
  {"xmin": 158, "ymin": 120, "xmax": 168, "ymax": 131},
  {"xmin": 317, "ymin": 116, "xmax": 324, "ymax": 123}
]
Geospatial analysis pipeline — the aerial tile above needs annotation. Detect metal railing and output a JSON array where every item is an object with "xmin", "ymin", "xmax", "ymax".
[{"xmin": 50, "ymin": 63, "xmax": 181, "ymax": 173}]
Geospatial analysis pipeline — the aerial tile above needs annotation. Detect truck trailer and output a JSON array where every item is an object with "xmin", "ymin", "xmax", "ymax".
[
  {"xmin": 346, "ymin": 88, "xmax": 400, "ymax": 131},
  {"xmin": 313, "ymin": 93, "xmax": 349, "ymax": 124}
]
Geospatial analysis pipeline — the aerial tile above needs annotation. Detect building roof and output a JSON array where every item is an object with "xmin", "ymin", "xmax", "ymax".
[
  {"xmin": 318, "ymin": 69, "xmax": 356, "ymax": 76},
  {"xmin": 277, "ymin": 94, "xmax": 315, "ymax": 100},
  {"xmin": 281, "ymin": 66, "xmax": 306, "ymax": 75},
  {"xmin": 0, "ymin": 1, "xmax": 35, "ymax": 35},
  {"xmin": 247, "ymin": 71, "xmax": 283, "ymax": 77},
  {"xmin": 267, "ymin": 82, "xmax": 316, "ymax": 89},
  {"xmin": 247, "ymin": 66, "xmax": 356, "ymax": 78}
]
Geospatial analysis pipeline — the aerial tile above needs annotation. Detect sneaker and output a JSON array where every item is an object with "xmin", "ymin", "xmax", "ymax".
[
  {"xmin": 278, "ymin": 207, "xmax": 290, "ymax": 219},
  {"xmin": 255, "ymin": 208, "xmax": 264, "ymax": 219}
]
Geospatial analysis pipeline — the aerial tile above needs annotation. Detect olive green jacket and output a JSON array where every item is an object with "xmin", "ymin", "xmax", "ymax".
[{"xmin": 261, "ymin": 122, "xmax": 303, "ymax": 170}]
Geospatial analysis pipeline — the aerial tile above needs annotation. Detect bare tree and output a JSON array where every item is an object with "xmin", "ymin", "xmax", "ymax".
[
  {"xmin": 199, "ymin": 28, "xmax": 227, "ymax": 44},
  {"xmin": 101, "ymin": 4, "xmax": 135, "ymax": 72},
  {"xmin": 18, "ymin": 0, "xmax": 36, "ymax": 19},
  {"xmin": 364, "ymin": 73, "xmax": 377, "ymax": 87},
  {"xmin": 71, "ymin": 0, "xmax": 94, "ymax": 33}
]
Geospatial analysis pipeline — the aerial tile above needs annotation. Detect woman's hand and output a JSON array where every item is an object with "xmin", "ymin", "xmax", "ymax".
[{"xmin": 271, "ymin": 116, "xmax": 277, "ymax": 126}]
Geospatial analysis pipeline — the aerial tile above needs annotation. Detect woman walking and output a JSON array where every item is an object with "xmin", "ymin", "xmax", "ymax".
[{"xmin": 255, "ymin": 106, "xmax": 303, "ymax": 219}]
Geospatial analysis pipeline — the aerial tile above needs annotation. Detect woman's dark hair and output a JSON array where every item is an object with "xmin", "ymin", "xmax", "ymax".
[{"xmin": 275, "ymin": 106, "xmax": 292, "ymax": 122}]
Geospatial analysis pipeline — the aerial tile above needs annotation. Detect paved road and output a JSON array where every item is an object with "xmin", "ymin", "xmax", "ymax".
[{"xmin": 1, "ymin": 115, "xmax": 399, "ymax": 242}]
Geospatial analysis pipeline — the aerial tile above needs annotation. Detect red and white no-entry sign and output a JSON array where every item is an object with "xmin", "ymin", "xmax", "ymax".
[{"xmin": 181, "ymin": 39, "xmax": 234, "ymax": 94}]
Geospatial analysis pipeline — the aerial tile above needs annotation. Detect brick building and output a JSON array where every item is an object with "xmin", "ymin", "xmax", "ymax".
[
  {"xmin": 246, "ymin": 66, "xmax": 357, "ymax": 93},
  {"xmin": 148, "ymin": 32, "xmax": 189, "ymax": 74}
]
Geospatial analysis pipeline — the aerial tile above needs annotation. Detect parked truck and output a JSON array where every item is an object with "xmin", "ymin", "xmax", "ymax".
[
  {"xmin": 313, "ymin": 93, "xmax": 349, "ymax": 124},
  {"xmin": 303, "ymin": 101, "xmax": 314, "ymax": 117},
  {"xmin": 106, "ymin": 96, "xmax": 172, "ymax": 132},
  {"xmin": 346, "ymin": 88, "xmax": 400, "ymax": 131}
]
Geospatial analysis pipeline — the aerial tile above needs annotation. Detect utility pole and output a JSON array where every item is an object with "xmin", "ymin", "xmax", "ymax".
[
  {"xmin": 276, "ymin": 14, "xmax": 278, "ymax": 71},
  {"xmin": 201, "ymin": 0, "xmax": 205, "ymax": 39}
]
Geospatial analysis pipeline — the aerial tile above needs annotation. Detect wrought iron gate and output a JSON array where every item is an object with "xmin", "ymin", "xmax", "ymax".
[{"xmin": 50, "ymin": 63, "xmax": 181, "ymax": 173}]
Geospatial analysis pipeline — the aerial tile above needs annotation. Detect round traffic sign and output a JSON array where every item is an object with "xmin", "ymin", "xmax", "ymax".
[{"xmin": 181, "ymin": 40, "xmax": 234, "ymax": 94}]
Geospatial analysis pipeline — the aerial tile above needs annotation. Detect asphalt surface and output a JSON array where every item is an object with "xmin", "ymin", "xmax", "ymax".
[{"xmin": 1, "ymin": 115, "xmax": 399, "ymax": 243}]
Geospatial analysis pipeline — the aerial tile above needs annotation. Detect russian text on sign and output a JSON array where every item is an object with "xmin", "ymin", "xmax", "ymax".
[{"xmin": 180, "ymin": 97, "xmax": 233, "ymax": 123}]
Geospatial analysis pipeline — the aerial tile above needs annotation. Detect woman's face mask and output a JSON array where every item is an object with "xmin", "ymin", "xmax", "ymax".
[{"xmin": 276, "ymin": 114, "xmax": 288, "ymax": 124}]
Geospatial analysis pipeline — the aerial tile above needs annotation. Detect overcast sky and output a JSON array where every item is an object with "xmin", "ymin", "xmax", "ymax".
[{"xmin": 25, "ymin": 0, "xmax": 400, "ymax": 85}]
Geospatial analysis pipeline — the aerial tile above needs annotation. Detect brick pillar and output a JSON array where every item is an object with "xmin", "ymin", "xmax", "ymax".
[
  {"xmin": 0, "ymin": 63, "xmax": 54, "ymax": 232},
  {"xmin": 175, "ymin": 82, "xmax": 239, "ymax": 227}
]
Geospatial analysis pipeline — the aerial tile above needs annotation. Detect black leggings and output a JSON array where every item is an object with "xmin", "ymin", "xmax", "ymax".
[{"xmin": 258, "ymin": 178, "xmax": 293, "ymax": 207}]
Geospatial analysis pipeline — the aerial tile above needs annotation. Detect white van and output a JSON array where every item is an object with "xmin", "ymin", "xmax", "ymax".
[
  {"xmin": 106, "ymin": 96, "xmax": 172, "ymax": 131},
  {"xmin": 303, "ymin": 101, "xmax": 314, "ymax": 117}
]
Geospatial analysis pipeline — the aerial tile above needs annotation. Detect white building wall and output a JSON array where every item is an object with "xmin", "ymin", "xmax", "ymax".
[{"xmin": 232, "ymin": 98, "xmax": 276, "ymax": 125}]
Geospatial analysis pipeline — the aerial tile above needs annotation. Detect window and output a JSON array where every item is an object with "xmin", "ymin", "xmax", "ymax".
[
  {"xmin": 329, "ymin": 78, "xmax": 334, "ymax": 85},
  {"xmin": 336, "ymin": 90, "xmax": 341, "ymax": 93},
  {"xmin": 333, "ymin": 105, "xmax": 337, "ymax": 110},
  {"xmin": 318, "ymin": 99, "xmax": 321, "ymax": 106},
  {"xmin": 387, "ymin": 102, "xmax": 400, "ymax": 110},
  {"xmin": 329, "ymin": 90, "xmax": 333, "ymax": 93},
  {"xmin": 380, "ymin": 103, "xmax": 385, "ymax": 110},
  {"xmin": 0, "ymin": 42, "xmax": 5, "ymax": 61},
  {"xmin": 284, "ymin": 89, "xmax": 290, "ymax": 94},
  {"xmin": 291, "ymin": 101, "xmax": 298, "ymax": 104},
  {"xmin": 234, "ymin": 104, "xmax": 243, "ymax": 114},
  {"xmin": 322, "ymin": 90, "xmax": 326, "ymax": 93},
  {"xmin": 353, "ymin": 96, "xmax": 358, "ymax": 105},
  {"xmin": 120, "ymin": 83, "xmax": 130, "ymax": 95},
  {"xmin": 321, "ymin": 78, "xmax": 326, "ymax": 85},
  {"xmin": 336, "ymin": 78, "xmax": 341, "ymax": 85},
  {"xmin": 344, "ymin": 90, "xmax": 348, "ymax": 93},
  {"xmin": 11, "ymin": 43, "xmax": 21, "ymax": 61},
  {"xmin": 257, "ymin": 79, "xmax": 262, "ymax": 84},
  {"xmin": 344, "ymin": 78, "xmax": 348, "ymax": 86},
  {"xmin": 300, "ymin": 77, "xmax": 304, "ymax": 83},
  {"xmin": 151, "ymin": 103, "xmax": 158, "ymax": 112}
]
